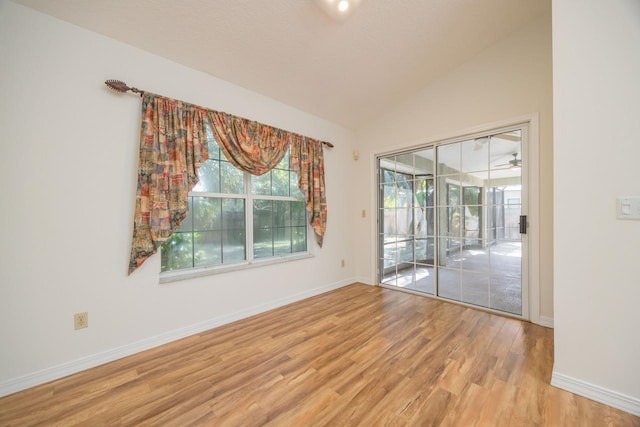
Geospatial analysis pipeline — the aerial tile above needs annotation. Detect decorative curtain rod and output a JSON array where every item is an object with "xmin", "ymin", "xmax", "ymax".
[{"xmin": 104, "ymin": 79, "xmax": 335, "ymax": 148}]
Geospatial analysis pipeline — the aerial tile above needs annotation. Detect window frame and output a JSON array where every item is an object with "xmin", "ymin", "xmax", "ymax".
[{"xmin": 159, "ymin": 147, "xmax": 313, "ymax": 284}]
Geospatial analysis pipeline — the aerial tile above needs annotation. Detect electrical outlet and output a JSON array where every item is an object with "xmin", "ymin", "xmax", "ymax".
[
  {"xmin": 74, "ymin": 312, "xmax": 88, "ymax": 330},
  {"xmin": 341, "ymin": 259, "xmax": 345, "ymax": 268}
]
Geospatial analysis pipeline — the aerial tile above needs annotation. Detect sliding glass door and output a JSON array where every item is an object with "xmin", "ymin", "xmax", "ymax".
[
  {"xmin": 377, "ymin": 128, "xmax": 526, "ymax": 317},
  {"xmin": 379, "ymin": 148, "xmax": 436, "ymax": 294}
]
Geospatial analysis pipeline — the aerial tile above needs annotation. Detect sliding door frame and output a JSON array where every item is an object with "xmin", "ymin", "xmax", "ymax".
[{"xmin": 371, "ymin": 114, "xmax": 541, "ymax": 324}]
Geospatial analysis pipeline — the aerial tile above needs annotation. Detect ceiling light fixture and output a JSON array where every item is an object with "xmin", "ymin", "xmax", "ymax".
[{"xmin": 314, "ymin": 0, "xmax": 362, "ymax": 21}]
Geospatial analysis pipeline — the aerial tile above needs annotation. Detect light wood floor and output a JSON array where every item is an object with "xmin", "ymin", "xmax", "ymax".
[{"xmin": 1, "ymin": 284, "xmax": 638, "ymax": 426}]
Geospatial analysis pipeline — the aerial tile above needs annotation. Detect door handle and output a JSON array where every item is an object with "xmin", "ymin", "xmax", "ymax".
[{"xmin": 519, "ymin": 215, "xmax": 527, "ymax": 234}]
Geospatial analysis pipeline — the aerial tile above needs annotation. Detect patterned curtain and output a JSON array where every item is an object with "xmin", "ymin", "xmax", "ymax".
[
  {"xmin": 290, "ymin": 135, "xmax": 327, "ymax": 247},
  {"xmin": 208, "ymin": 111, "xmax": 290, "ymax": 176},
  {"xmin": 129, "ymin": 93, "xmax": 209, "ymax": 274},
  {"xmin": 128, "ymin": 93, "xmax": 329, "ymax": 274},
  {"xmin": 209, "ymin": 110, "xmax": 328, "ymax": 245}
]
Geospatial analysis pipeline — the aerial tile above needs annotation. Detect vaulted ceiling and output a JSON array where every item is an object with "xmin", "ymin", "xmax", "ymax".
[{"xmin": 13, "ymin": 0, "xmax": 550, "ymax": 129}]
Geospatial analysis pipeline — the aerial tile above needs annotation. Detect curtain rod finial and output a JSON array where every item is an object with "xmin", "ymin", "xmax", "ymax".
[{"xmin": 105, "ymin": 79, "xmax": 144, "ymax": 96}]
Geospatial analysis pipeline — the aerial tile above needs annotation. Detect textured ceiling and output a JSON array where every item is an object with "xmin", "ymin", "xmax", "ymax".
[{"xmin": 13, "ymin": 0, "xmax": 550, "ymax": 129}]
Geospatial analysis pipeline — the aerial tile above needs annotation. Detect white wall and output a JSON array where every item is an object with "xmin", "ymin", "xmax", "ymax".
[
  {"xmin": 552, "ymin": 0, "xmax": 640, "ymax": 413},
  {"xmin": 353, "ymin": 13, "xmax": 554, "ymax": 323},
  {"xmin": 0, "ymin": 1, "xmax": 356, "ymax": 394}
]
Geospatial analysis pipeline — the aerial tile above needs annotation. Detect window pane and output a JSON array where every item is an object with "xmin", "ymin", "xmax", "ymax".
[
  {"xmin": 380, "ymin": 210, "xmax": 390, "ymax": 235},
  {"xmin": 222, "ymin": 199, "xmax": 245, "ymax": 263},
  {"xmin": 438, "ymin": 268, "xmax": 461, "ymax": 301},
  {"xmin": 220, "ymin": 161, "xmax": 244, "ymax": 194},
  {"xmin": 223, "ymin": 229, "xmax": 245, "ymax": 263},
  {"xmin": 274, "ymin": 201, "xmax": 291, "ymax": 227},
  {"xmin": 383, "ymin": 184, "xmax": 397, "ymax": 208},
  {"xmin": 464, "ymin": 206, "xmax": 481, "ymax": 238},
  {"xmin": 438, "ymin": 238, "xmax": 461, "ymax": 268},
  {"xmin": 277, "ymin": 150, "xmax": 290, "ymax": 169},
  {"xmin": 415, "ymin": 237, "xmax": 434, "ymax": 263},
  {"xmin": 206, "ymin": 127, "xmax": 220, "ymax": 159},
  {"xmin": 415, "ymin": 178, "xmax": 434, "ymax": 208},
  {"xmin": 193, "ymin": 197, "xmax": 221, "ymax": 231},
  {"xmin": 461, "ymin": 138, "xmax": 488, "ymax": 173},
  {"xmin": 395, "ymin": 173, "xmax": 411, "ymax": 190},
  {"xmin": 437, "ymin": 143, "xmax": 460, "ymax": 175},
  {"xmin": 291, "ymin": 201, "xmax": 306, "ymax": 226},
  {"xmin": 254, "ymin": 227, "xmax": 273, "ymax": 259},
  {"xmin": 251, "ymin": 149, "xmax": 302, "ymax": 198},
  {"xmin": 460, "ymin": 239, "xmax": 489, "ymax": 272},
  {"xmin": 193, "ymin": 160, "xmax": 220, "ymax": 193},
  {"xmin": 416, "ymin": 207, "xmax": 434, "ymax": 237},
  {"xmin": 274, "ymin": 227, "xmax": 292, "ymax": 256},
  {"xmin": 292, "ymin": 226, "xmax": 307, "ymax": 252},
  {"xmin": 251, "ymin": 171, "xmax": 271, "ymax": 195},
  {"xmin": 290, "ymin": 172, "xmax": 303, "ymax": 199},
  {"xmin": 222, "ymin": 198, "xmax": 245, "ymax": 230},
  {"xmin": 436, "ymin": 177, "xmax": 459, "ymax": 206},
  {"xmin": 446, "ymin": 182, "xmax": 461, "ymax": 206},
  {"xmin": 253, "ymin": 199, "xmax": 306, "ymax": 258},
  {"xmin": 383, "ymin": 241, "xmax": 398, "ymax": 263},
  {"xmin": 463, "ymin": 186, "xmax": 481, "ymax": 205},
  {"xmin": 397, "ymin": 239, "xmax": 414, "ymax": 263},
  {"xmin": 253, "ymin": 199, "xmax": 273, "ymax": 229},
  {"xmin": 271, "ymin": 169, "xmax": 289, "ymax": 196},
  {"xmin": 395, "ymin": 153, "xmax": 414, "ymax": 174},
  {"xmin": 490, "ymin": 275, "xmax": 522, "ymax": 315},
  {"xmin": 415, "ymin": 264, "xmax": 435, "ymax": 295},
  {"xmin": 161, "ymin": 232, "xmax": 193, "ymax": 271},
  {"xmin": 207, "ymin": 143, "xmax": 219, "ymax": 160},
  {"xmin": 194, "ymin": 231, "xmax": 222, "ymax": 267},
  {"xmin": 461, "ymin": 271, "xmax": 489, "ymax": 308},
  {"xmin": 414, "ymin": 148, "xmax": 434, "ymax": 175}
]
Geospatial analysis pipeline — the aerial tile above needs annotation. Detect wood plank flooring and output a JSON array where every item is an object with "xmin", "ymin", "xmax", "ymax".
[{"xmin": 1, "ymin": 283, "xmax": 638, "ymax": 426}]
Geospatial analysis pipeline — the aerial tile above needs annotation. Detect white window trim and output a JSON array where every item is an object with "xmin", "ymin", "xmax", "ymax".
[{"xmin": 159, "ymin": 251, "xmax": 314, "ymax": 284}]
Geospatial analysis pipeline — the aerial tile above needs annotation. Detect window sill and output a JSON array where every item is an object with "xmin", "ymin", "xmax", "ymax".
[{"xmin": 159, "ymin": 252, "xmax": 314, "ymax": 284}]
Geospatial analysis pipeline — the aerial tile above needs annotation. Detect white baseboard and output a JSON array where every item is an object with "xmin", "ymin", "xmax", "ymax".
[
  {"xmin": 537, "ymin": 315, "xmax": 554, "ymax": 328},
  {"xmin": 551, "ymin": 371, "xmax": 640, "ymax": 416},
  {"xmin": 0, "ymin": 278, "xmax": 355, "ymax": 399},
  {"xmin": 355, "ymin": 277, "xmax": 374, "ymax": 285}
]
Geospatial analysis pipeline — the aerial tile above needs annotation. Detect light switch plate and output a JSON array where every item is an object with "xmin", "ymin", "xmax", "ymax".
[{"xmin": 616, "ymin": 197, "xmax": 640, "ymax": 220}]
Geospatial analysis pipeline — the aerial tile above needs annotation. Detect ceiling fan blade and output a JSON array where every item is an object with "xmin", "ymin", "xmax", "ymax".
[
  {"xmin": 492, "ymin": 133, "xmax": 521, "ymax": 142},
  {"xmin": 494, "ymin": 153, "xmax": 521, "ymax": 167}
]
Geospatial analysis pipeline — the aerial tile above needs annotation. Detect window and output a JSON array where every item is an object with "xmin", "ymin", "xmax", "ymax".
[{"xmin": 160, "ymin": 128, "xmax": 308, "ymax": 275}]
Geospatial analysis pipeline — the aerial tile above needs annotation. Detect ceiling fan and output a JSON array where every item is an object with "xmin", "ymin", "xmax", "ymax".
[{"xmin": 497, "ymin": 153, "xmax": 522, "ymax": 168}]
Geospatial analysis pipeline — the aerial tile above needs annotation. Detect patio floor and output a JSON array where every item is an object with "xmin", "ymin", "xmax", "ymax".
[{"xmin": 382, "ymin": 241, "xmax": 522, "ymax": 315}]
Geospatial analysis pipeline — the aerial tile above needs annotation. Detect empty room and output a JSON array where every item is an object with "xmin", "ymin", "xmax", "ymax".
[{"xmin": 0, "ymin": 0, "xmax": 638, "ymax": 425}]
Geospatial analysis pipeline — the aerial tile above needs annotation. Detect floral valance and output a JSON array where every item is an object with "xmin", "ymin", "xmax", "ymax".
[
  {"xmin": 209, "ymin": 111, "xmax": 291, "ymax": 176},
  {"xmin": 128, "ymin": 92, "xmax": 329, "ymax": 274}
]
